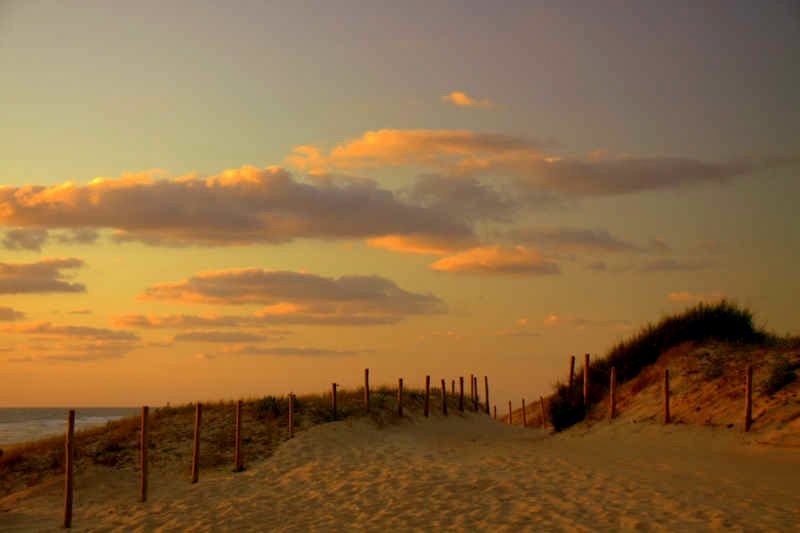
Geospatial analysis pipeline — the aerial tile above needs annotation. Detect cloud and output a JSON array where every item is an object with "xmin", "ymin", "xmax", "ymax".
[
  {"xmin": 666, "ymin": 291, "xmax": 727, "ymax": 304},
  {"xmin": 691, "ymin": 240, "xmax": 722, "ymax": 253},
  {"xmin": 66, "ymin": 308, "xmax": 92, "ymax": 315},
  {"xmin": 222, "ymin": 344, "xmax": 360, "ymax": 357},
  {"xmin": 0, "ymin": 257, "xmax": 85, "ymax": 294},
  {"xmin": 3, "ymin": 227, "xmax": 48, "ymax": 251},
  {"xmin": 430, "ymin": 246, "xmax": 560, "ymax": 275},
  {"xmin": 0, "ymin": 306, "xmax": 25, "ymax": 321},
  {"xmin": 509, "ymin": 227, "xmax": 640, "ymax": 253},
  {"xmin": 0, "ymin": 166, "xmax": 472, "ymax": 247},
  {"xmin": 172, "ymin": 331, "xmax": 271, "ymax": 343},
  {"xmin": 404, "ymin": 174, "xmax": 514, "ymax": 222},
  {"xmin": 542, "ymin": 314, "xmax": 631, "ymax": 328},
  {"xmin": 366, "ymin": 235, "xmax": 459, "ymax": 256},
  {"xmin": 138, "ymin": 268, "xmax": 446, "ymax": 324},
  {"xmin": 55, "ymin": 228, "xmax": 100, "ymax": 245},
  {"xmin": 2, "ymin": 321, "xmax": 140, "ymax": 341},
  {"xmin": 639, "ymin": 258, "xmax": 707, "ymax": 272},
  {"xmin": 442, "ymin": 91, "xmax": 494, "ymax": 109},
  {"xmin": 288, "ymin": 129, "xmax": 797, "ymax": 198},
  {"xmin": 4, "ymin": 340, "xmax": 138, "ymax": 363},
  {"xmin": 648, "ymin": 238, "xmax": 671, "ymax": 252}
]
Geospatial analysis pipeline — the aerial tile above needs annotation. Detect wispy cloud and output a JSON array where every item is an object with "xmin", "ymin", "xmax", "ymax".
[
  {"xmin": 509, "ymin": 227, "xmax": 640, "ymax": 254},
  {"xmin": 430, "ymin": 246, "xmax": 560, "ymax": 276},
  {"xmin": 172, "ymin": 331, "xmax": 272, "ymax": 343},
  {"xmin": 2, "ymin": 321, "xmax": 140, "ymax": 341},
  {"xmin": 221, "ymin": 344, "xmax": 360, "ymax": 357},
  {"xmin": 442, "ymin": 91, "xmax": 494, "ymax": 109},
  {"xmin": 639, "ymin": 258, "xmax": 708, "ymax": 273},
  {"xmin": 138, "ymin": 268, "xmax": 446, "ymax": 324},
  {"xmin": 0, "ymin": 258, "xmax": 85, "ymax": 294},
  {"xmin": 2, "ymin": 228, "xmax": 48, "ymax": 251},
  {"xmin": 666, "ymin": 291, "xmax": 726, "ymax": 304},
  {"xmin": 0, "ymin": 306, "xmax": 26, "ymax": 321}
]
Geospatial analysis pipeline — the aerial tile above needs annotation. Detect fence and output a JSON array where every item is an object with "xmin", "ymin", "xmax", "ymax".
[{"xmin": 56, "ymin": 359, "xmax": 758, "ymax": 528}]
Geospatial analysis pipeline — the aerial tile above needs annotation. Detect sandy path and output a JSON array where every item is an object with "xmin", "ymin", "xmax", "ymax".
[{"xmin": 2, "ymin": 413, "xmax": 798, "ymax": 531}]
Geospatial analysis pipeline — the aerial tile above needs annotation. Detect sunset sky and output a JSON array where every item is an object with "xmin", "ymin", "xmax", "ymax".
[{"xmin": 1, "ymin": 1, "xmax": 798, "ymax": 407}]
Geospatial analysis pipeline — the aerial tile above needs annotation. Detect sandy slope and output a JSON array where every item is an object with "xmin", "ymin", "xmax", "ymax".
[{"xmin": 1, "ymin": 412, "xmax": 798, "ymax": 532}]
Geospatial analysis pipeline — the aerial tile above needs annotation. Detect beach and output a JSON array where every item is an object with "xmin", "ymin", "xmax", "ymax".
[{"xmin": 2, "ymin": 412, "xmax": 798, "ymax": 531}]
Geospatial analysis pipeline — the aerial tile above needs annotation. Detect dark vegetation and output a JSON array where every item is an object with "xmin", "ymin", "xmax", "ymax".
[
  {"xmin": 0, "ymin": 385, "xmax": 460, "ymax": 498},
  {"xmin": 548, "ymin": 301, "xmax": 778, "ymax": 431}
]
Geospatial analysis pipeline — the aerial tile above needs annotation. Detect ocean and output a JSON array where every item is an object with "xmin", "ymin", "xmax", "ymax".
[{"xmin": 0, "ymin": 407, "xmax": 140, "ymax": 447}]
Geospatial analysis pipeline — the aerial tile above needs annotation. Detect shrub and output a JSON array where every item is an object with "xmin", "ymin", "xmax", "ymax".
[
  {"xmin": 548, "ymin": 384, "xmax": 586, "ymax": 432},
  {"xmin": 255, "ymin": 396, "xmax": 284, "ymax": 420},
  {"xmin": 761, "ymin": 355, "xmax": 796, "ymax": 395}
]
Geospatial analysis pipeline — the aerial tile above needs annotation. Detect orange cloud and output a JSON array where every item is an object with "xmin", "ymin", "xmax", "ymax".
[
  {"xmin": 667, "ymin": 291, "xmax": 727, "ymax": 304},
  {"xmin": 137, "ymin": 268, "xmax": 446, "ymax": 324},
  {"xmin": 221, "ymin": 344, "xmax": 360, "ymax": 357},
  {"xmin": 0, "ymin": 306, "xmax": 25, "ymax": 321},
  {"xmin": 367, "ymin": 235, "xmax": 462, "ymax": 255},
  {"xmin": 430, "ymin": 246, "xmax": 559, "ymax": 276},
  {"xmin": 0, "ymin": 165, "xmax": 472, "ymax": 247},
  {"xmin": 442, "ymin": 91, "xmax": 494, "ymax": 108},
  {"xmin": 0, "ymin": 258, "xmax": 85, "ymax": 294},
  {"xmin": 2, "ymin": 321, "xmax": 140, "ymax": 341}
]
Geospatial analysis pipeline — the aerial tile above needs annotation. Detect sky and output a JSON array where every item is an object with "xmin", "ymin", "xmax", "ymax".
[{"xmin": 1, "ymin": 1, "xmax": 798, "ymax": 407}]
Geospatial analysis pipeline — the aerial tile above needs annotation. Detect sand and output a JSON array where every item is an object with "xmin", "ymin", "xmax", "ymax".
[{"xmin": 1, "ymin": 412, "xmax": 798, "ymax": 531}]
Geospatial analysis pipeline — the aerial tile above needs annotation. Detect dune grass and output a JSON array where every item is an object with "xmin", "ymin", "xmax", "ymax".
[
  {"xmin": 0, "ymin": 384, "xmax": 466, "ymax": 498},
  {"xmin": 548, "ymin": 301, "xmax": 775, "ymax": 431}
]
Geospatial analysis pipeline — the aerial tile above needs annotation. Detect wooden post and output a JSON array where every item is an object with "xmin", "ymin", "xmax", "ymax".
[
  {"xmin": 568, "ymin": 355, "xmax": 575, "ymax": 401},
  {"xmin": 507, "ymin": 400, "xmax": 512, "ymax": 425},
  {"xmin": 472, "ymin": 376, "xmax": 479, "ymax": 411},
  {"xmin": 493, "ymin": 405, "xmax": 497, "ymax": 420},
  {"xmin": 440, "ymin": 379, "xmax": 447, "ymax": 415},
  {"xmin": 470, "ymin": 374, "xmax": 474, "ymax": 404},
  {"xmin": 364, "ymin": 368, "xmax": 370, "ymax": 412},
  {"xmin": 397, "ymin": 378, "xmax": 404, "ymax": 417},
  {"xmin": 424, "ymin": 375, "xmax": 430, "ymax": 417},
  {"xmin": 331, "ymin": 383, "xmax": 337, "ymax": 421},
  {"xmin": 458, "ymin": 377, "xmax": 464, "ymax": 412},
  {"xmin": 288, "ymin": 393, "xmax": 294, "ymax": 438},
  {"xmin": 609, "ymin": 368, "xmax": 616, "ymax": 420},
  {"xmin": 234, "ymin": 400, "xmax": 243, "ymax": 472},
  {"xmin": 539, "ymin": 396, "xmax": 546, "ymax": 428},
  {"xmin": 521, "ymin": 398, "xmax": 527, "ymax": 427},
  {"xmin": 744, "ymin": 365, "xmax": 752, "ymax": 432},
  {"xmin": 64, "ymin": 409, "xmax": 74, "ymax": 528},
  {"xmin": 663, "ymin": 369, "xmax": 670, "ymax": 425},
  {"xmin": 140, "ymin": 406, "xmax": 148, "ymax": 503},
  {"xmin": 191, "ymin": 402, "xmax": 201, "ymax": 483},
  {"xmin": 583, "ymin": 353, "xmax": 590, "ymax": 408},
  {"xmin": 484, "ymin": 376, "xmax": 490, "ymax": 415},
  {"xmin": 451, "ymin": 379, "xmax": 455, "ymax": 395}
]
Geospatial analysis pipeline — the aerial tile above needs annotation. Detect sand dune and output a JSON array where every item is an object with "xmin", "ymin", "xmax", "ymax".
[{"xmin": 2, "ymin": 411, "xmax": 798, "ymax": 531}]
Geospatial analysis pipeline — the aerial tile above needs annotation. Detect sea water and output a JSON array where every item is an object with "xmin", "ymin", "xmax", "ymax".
[{"xmin": 0, "ymin": 407, "xmax": 139, "ymax": 447}]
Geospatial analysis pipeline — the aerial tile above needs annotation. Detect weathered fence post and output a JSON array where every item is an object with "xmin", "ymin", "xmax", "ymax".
[
  {"xmin": 459, "ymin": 377, "xmax": 464, "ymax": 411},
  {"xmin": 331, "ymin": 383, "xmax": 338, "ymax": 421},
  {"xmin": 288, "ymin": 393, "xmax": 294, "ymax": 438},
  {"xmin": 140, "ymin": 406, "xmax": 148, "ymax": 502},
  {"xmin": 744, "ymin": 365, "xmax": 753, "ymax": 432},
  {"xmin": 507, "ymin": 400, "xmax": 512, "ymax": 425},
  {"xmin": 469, "ymin": 374, "xmax": 475, "ymax": 406},
  {"xmin": 234, "ymin": 400, "xmax": 243, "ymax": 472},
  {"xmin": 441, "ymin": 379, "xmax": 448, "ymax": 415},
  {"xmin": 493, "ymin": 405, "xmax": 497, "ymax": 420},
  {"xmin": 539, "ymin": 396, "xmax": 546, "ymax": 428},
  {"xmin": 609, "ymin": 368, "xmax": 616, "ymax": 420},
  {"xmin": 397, "ymin": 378, "xmax": 404, "ymax": 417},
  {"xmin": 191, "ymin": 402, "xmax": 201, "ymax": 483},
  {"xmin": 424, "ymin": 375, "xmax": 430, "ymax": 417},
  {"xmin": 568, "ymin": 355, "xmax": 575, "ymax": 401},
  {"xmin": 64, "ymin": 409, "xmax": 74, "ymax": 528},
  {"xmin": 451, "ymin": 379, "xmax": 455, "ymax": 395},
  {"xmin": 472, "ymin": 376, "xmax": 479, "ymax": 411},
  {"xmin": 484, "ymin": 376, "xmax": 490, "ymax": 415},
  {"xmin": 521, "ymin": 398, "xmax": 527, "ymax": 427},
  {"xmin": 663, "ymin": 369, "xmax": 670, "ymax": 424},
  {"xmin": 364, "ymin": 368, "xmax": 370, "ymax": 412},
  {"xmin": 583, "ymin": 353, "xmax": 590, "ymax": 408}
]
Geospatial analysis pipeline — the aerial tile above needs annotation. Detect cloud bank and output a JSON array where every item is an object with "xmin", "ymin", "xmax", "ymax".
[{"xmin": 0, "ymin": 258, "xmax": 85, "ymax": 294}]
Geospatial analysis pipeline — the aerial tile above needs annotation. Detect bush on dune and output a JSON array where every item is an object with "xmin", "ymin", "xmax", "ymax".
[{"xmin": 549, "ymin": 301, "xmax": 769, "ymax": 431}]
